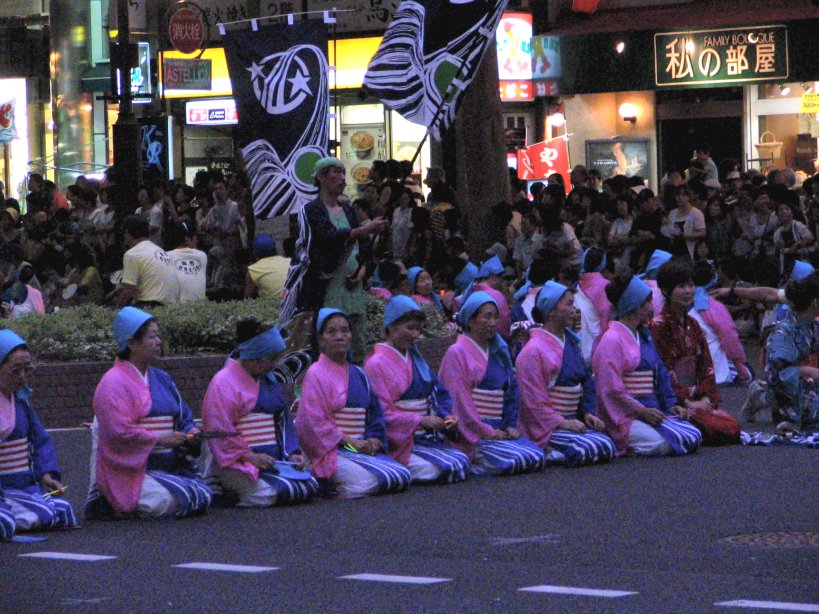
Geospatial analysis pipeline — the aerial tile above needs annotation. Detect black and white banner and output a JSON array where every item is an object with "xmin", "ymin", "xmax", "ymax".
[
  {"xmin": 223, "ymin": 22, "xmax": 329, "ymax": 218},
  {"xmin": 363, "ymin": 0, "xmax": 508, "ymax": 141}
]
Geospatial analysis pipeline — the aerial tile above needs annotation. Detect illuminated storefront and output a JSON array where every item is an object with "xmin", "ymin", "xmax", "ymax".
[{"xmin": 0, "ymin": 79, "xmax": 30, "ymax": 201}]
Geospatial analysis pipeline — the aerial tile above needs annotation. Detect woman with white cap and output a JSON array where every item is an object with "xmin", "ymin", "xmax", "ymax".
[
  {"xmin": 296, "ymin": 308, "xmax": 411, "ymax": 498},
  {"xmin": 364, "ymin": 296, "xmax": 469, "ymax": 484},
  {"xmin": 516, "ymin": 282, "xmax": 616, "ymax": 467},
  {"xmin": 592, "ymin": 275, "xmax": 702, "ymax": 457},
  {"xmin": 438, "ymin": 291, "xmax": 545, "ymax": 476},
  {"xmin": 85, "ymin": 307, "xmax": 212, "ymax": 519},
  {"xmin": 200, "ymin": 318, "xmax": 318, "ymax": 507},
  {"xmin": 0, "ymin": 329, "xmax": 77, "ymax": 535}
]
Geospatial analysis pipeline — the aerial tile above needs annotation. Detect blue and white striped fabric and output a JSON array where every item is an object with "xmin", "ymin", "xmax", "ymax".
[
  {"xmin": 0, "ymin": 495, "xmax": 16, "ymax": 539},
  {"xmin": 148, "ymin": 471, "xmax": 213, "ymax": 518},
  {"xmin": 654, "ymin": 416, "xmax": 702, "ymax": 456},
  {"xmin": 256, "ymin": 469, "xmax": 318, "ymax": 505},
  {"xmin": 472, "ymin": 437, "xmax": 545, "ymax": 477},
  {"xmin": 547, "ymin": 430, "xmax": 617, "ymax": 468},
  {"xmin": 410, "ymin": 440, "xmax": 469, "ymax": 484},
  {"xmin": 3, "ymin": 486, "xmax": 77, "ymax": 530},
  {"xmin": 337, "ymin": 449, "xmax": 411, "ymax": 495}
]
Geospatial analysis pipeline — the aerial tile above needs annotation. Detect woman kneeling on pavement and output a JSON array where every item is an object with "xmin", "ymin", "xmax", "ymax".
[
  {"xmin": 650, "ymin": 259, "xmax": 741, "ymax": 445},
  {"xmin": 516, "ymin": 282, "xmax": 616, "ymax": 467},
  {"xmin": 593, "ymin": 275, "xmax": 702, "ymax": 457},
  {"xmin": 85, "ymin": 307, "xmax": 213, "ymax": 519},
  {"xmin": 296, "ymin": 308, "xmax": 411, "ymax": 498},
  {"xmin": 364, "ymin": 296, "xmax": 470, "ymax": 484},
  {"xmin": 0, "ymin": 330, "xmax": 78, "ymax": 538},
  {"xmin": 200, "ymin": 318, "xmax": 318, "ymax": 507},
  {"xmin": 438, "ymin": 291, "xmax": 545, "ymax": 476}
]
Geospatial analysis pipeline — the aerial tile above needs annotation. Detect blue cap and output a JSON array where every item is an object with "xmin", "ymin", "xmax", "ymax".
[
  {"xmin": 641, "ymin": 250, "xmax": 672, "ymax": 280},
  {"xmin": 253, "ymin": 234, "xmax": 277, "ymax": 258},
  {"xmin": 453, "ymin": 262, "xmax": 479, "ymax": 293},
  {"xmin": 316, "ymin": 307, "xmax": 347, "ymax": 334},
  {"xmin": 458, "ymin": 290, "xmax": 498, "ymax": 328},
  {"xmin": 615, "ymin": 276, "xmax": 652, "ymax": 318},
  {"xmin": 580, "ymin": 248, "xmax": 607, "ymax": 274},
  {"xmin": 113, "ymin": 307, "xmax": 154, "ymax": 352},
  {"xmin": 232, "ymin": 326, "xmax": 286, "ymax": 360},
  {"xmin": 535, "ymin": 281, "xmax": 570, "ymax": 317},
  {"xmin": 0, "ymin": 329, "xmax": 26, "ymax": 365},
  {"xmin": 384, "ymin": 295, "xmax": 423, "ymax": 330},
  {"xmin": 407, "ymin": 267, "xmax": 425, "ymax": 293},
  {"xmin": 477, "ymin": 256, "xmax": 504, "ymax": 279},
  {"xmin": 790, "ymin": 260, "xmax": 815, "ymax": 282}
]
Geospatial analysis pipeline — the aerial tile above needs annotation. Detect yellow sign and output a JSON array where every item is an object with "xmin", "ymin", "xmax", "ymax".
[
  {"xmin": 801, "ymin": 93, "xmax": 819, "ymax": 114},
  {"xmin": 159, "ymin": 37, "xmax": 383, "ymax": 98}
]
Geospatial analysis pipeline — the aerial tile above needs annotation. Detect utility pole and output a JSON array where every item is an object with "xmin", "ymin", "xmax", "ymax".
[{"xmin": 110, "ymin": 0, "xmax": 142, "ymax": 221}]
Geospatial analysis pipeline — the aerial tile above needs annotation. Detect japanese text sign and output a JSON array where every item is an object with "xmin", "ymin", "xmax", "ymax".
[
  {"xmin": 655, "ymin": 25, "xmax": 788, "ymax": 87},
  {"xmin": 517, "ymin": 137, "xmax": 571, "ymax": 192}
]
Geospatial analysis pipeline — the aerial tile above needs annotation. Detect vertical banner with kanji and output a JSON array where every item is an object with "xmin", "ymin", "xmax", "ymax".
[
  {"xmin": 223, "ymin": 21, "xmax": 329, "ymax": 218},
  {"xmin": 517, "ymin": 137, "xmax": 571, "ymax": 193},
  {"xmin": 363, "ymin": 0, "xmax": 509, "ymax": 141}
]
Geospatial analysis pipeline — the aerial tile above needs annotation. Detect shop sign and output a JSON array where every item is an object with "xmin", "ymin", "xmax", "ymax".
[
  {"xmin": 531, "ymin": 35, "xmax": 561, "ymax": 80},
  {"xmin": 115, "ymin": 41, "xmax": 152, "ymax": 100},
  {"xmin": 163, "ymin": 58, "xmax": 212, "ymax": 90},
  {"xmin": 169, "ymin": 6, "xmax": 207, "ymax": 54},
  {"xmin": 801, "ymin": 93, "xmax": 819, "ymax": 114},
  {"xmin": 0, "ymin": 98, "xmax": 18, "ymax": 142},
  {"xmin": 517, "ymin": 137, "xmax": 571, "ymax": 191},
  {"xmin": 497, "ymin": 13, "xmax": 532, "ymax": 81},
  {"xmin": 499, "ymin": 81, "xmax": 533, "ymax": 102},
  {"xmin": 655, "ymin": 25, "xmax": 788, "ymax": 87},
  {"xmin": 138, "ymin": 116, "xmax": 169, "ymax": 180},
  {"xmin": 534, "ymin": 80, "xmax": 559, "ymax": 97},
  {"xmin": 186, "ymin": 98, "xmax": 238, "ymax": 125}
]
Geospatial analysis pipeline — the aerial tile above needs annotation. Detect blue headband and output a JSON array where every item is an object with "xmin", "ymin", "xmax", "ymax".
[
  {"xmin": 693, "ymin": 272, "xmax": 719, "ymax": 312},
  {"xmin": 536, "ymin": 281, "xmax": 570, "ymax": 317},
  {"xmin": 113, "ymin": 307, "xmax": 154, "ymax": 352},
  {"xmin": 232, "ymin": 326, "xmax": 285, "ymax": 360},
  {"xmin": 453, "ymin": 262, "xmax": 478, "ymax": 293},
  {"xmin": 458, "ymin": 291, "xmax": 498, "ymax": 329},
  {"xmin": 317, "ymin": 307, "xmax": 347, "ymax": 333},
  {"xmin": 791, "ymin": 260, "xmax": 815, "ymax": 282},
  {"xmin": 407, "ymin": 267, "xmax": 425, "ymax": 292},
  {"xmin": 477, "ymin": 256, "xmax": 504, "ymax": 279},
  {"xmin": 580, "ymin": 249, "xmax": 607, "ymax": 274},
  {"xmin": 616, "ymin": 276, "xmax": 652, "ymax": 318},
  {"xmin": 253, "ymin": 234, "xmax": 277, "ymax": 258},
  {"xmin": 0, "ymin": 329, "xmax": 26, "ymax": 365},
  {"xmin": 640, "ymin": 250, "xmax": 672, "ymax": 280},
  {"xmin": 384, "ymin": 295, "xmax": 423, "ymax": 330}
]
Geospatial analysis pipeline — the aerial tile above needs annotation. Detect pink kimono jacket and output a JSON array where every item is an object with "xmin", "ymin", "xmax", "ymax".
[
  {"xmin": 364, "ymin": 343, "xmax": 423, "ymax": 465},
  {"xmin": 516, "ymin": 328, "xmax": 569, "ymax": 448},
  {"xmin": 295, "ymin": 354, "xmax": 349, "ymax": 479},
  {"xmin": 693, "ymin": 299, "xmax": 748, "ymax": 375},
  {"xmin": 475, "ymin": 282, "xmax": 511, "ymax": 339},
  {"xmin": 645, "ymin": 279, "xmax": 665, "ymax": 317},
  {"xmin": 438, "ymin": 335, "xmax": 497, "ymax": 455},
  {"xmin": 592, "ymin": 321, "xmax": 646, "ymax": 455},
  {"xmin": 202, "ymin": 359, "xmax": 263, "ymax": 481},
  {"xmin": 578, "ymin": 272, "xmax": 613, "ymax": 334},
  {"xmin": 92, "ymin": 359, "xmax": 159, "ymax": 513}
]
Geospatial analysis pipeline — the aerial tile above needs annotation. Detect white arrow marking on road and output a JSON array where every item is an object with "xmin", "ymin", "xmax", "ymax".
[
  {"xmin": 341, "ymin": 574, "xmax": 451, "ymax": 584},
  {"xmin": 715, "ymin": 600, "xmax": 819, "ymax": 612},
  {"xmin": 19, "ymin": 552, "xmax": 116, "ymax": 562},
  {"xmin": 519, "ymin": 585, "xmax": 638, "ymax": 598},
  {"xmin": 173, "ymin": 562, "xmax": 279, "ymax": 573}
]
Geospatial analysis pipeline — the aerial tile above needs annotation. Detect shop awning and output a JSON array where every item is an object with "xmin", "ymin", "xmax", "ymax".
[
  {"xmin": 81, "ymin": 64, "xmax": 111, "ymax": 94},
  {"xmin": 548, "ymin": 0, "xmax": 819, "ymax": 35}
]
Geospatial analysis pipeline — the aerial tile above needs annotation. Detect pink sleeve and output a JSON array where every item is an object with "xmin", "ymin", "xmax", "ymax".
[
  {"xmin": 702, "ymin": 301, "xmax": 747, "ymax": 367},
  {"xmin": 516, "ymin": 345, "xmax": 565, "ymax": 447},
  {"xmin": 438, "ymin": 344, "xmax": 495, "ymax": 446},
  {"xmin": 295, "ymin": 368, "xmax": 344, "ymax": 479},
  {"xmin": 201, "ymin": 372, "xmax": 258, "ymax": 481},
  {"xmin": 365, "ymin": 356, "xmax": 421, "ymax": 465},
  {"xmin": 592, "ymin": 336, "xmax": 646, "ymax": 422}
]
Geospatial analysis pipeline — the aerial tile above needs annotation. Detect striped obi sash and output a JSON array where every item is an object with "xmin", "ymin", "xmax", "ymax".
[
  {"xmin": 0, "ymin": 438, "xmax": 29, "ymax": 475},
  {"xmin": 623, "ymin": 370, "xmax": 654, "ymax": 397},
  {"xmin": 550, "ymin": 384, "xmax": 582, "ymax": 416},
  {"xmin": 237, "ymin": 413, "xmax": 277, "ymax": 447},
  {"xmin": 471, "ymin": 388, "xmax": 504, "ymax": 421},
  {"xmin": 395, "ymin": 399, "xmax": 429, "ymax": 433},
  {"xmin": 139, "ymin": 415, "xmax": 174, "ymax": 433},
  {"xmin": 334, "ymin": 407, "xmax": 366, "ymax": 438}
]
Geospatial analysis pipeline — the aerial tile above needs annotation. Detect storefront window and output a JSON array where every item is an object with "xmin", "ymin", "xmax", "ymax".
[{"xmin": 755, "ymin": 82, "xmax": 818, "ymax": 176}]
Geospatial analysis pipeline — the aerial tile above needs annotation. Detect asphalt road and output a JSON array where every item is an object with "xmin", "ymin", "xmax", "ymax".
[{"xmin": 2, "ymin": 404, "xmax": 818, "ymax": 614}]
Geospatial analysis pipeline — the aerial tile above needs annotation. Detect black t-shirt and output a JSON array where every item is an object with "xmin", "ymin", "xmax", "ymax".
[{"xmin": 630, "ymin": 208, "xmax": 664, "ymax": 238}]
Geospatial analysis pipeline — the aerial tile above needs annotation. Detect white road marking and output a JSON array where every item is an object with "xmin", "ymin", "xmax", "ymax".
[
  {"xmin": 48, "ymin": 427, "xmax": 89, "ymax": 433},
  {"xmin": 19, "ymin": 552, "xmax": 116, "ymax": 562},
  {"xmin": 340, "ymin": 573, "xmax": 451, "ymax": 585},
  {"xmin": 519, "ymin": 585, "xmax": 638, "ymax": 598},
  {"xmin": 715, "ymin": 600, "xmax": 819, "ymax": 612},
  {"xmin": 173, "ymin": 562, "xmax": 279, "ymax": 573},
  {"xmin": 492, "ymin": 534, "xmax": 561, "ymax": 546}
]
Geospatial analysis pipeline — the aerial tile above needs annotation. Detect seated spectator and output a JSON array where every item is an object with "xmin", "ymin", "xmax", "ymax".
[
  {"xmin": 167, "ymin": 221, "xmax": 207, "ymax": 303},
  {"xmin": 113, "ymin": 216, "xmax": 180, "ymax": 307},
  {"xmin": 244, "ymin": 234, "xmax": 289, "ymax": 301}
]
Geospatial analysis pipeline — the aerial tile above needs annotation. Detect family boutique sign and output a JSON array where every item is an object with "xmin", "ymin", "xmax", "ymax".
[{"xmin": 654, "ymin": 25, "xmax": 788, "ymax": 87}]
